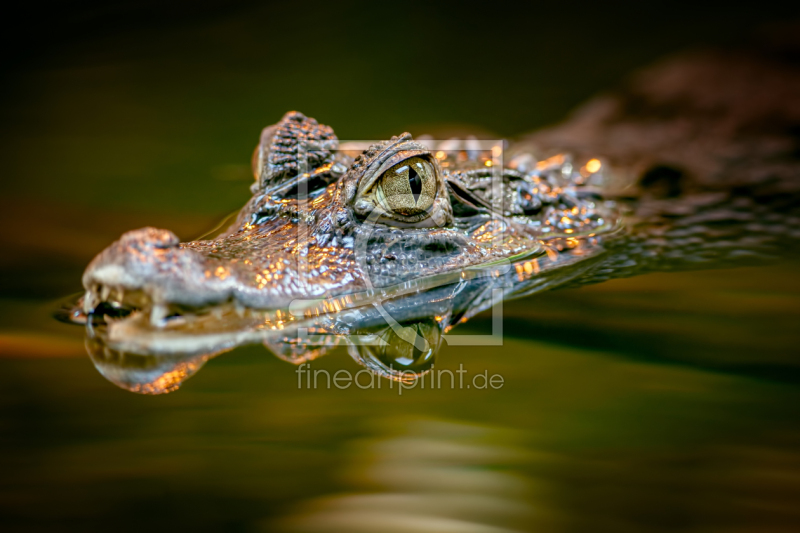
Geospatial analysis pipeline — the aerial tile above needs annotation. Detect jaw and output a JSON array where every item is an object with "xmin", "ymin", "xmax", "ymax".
[
  {"xmin": 72, "ymin": 215, "xmax": 616, "ymax": 397},
  {"xmin": 79, "ymin": 199, "xmax": 538, "ymax": 338},
  {"xmin": 78, "ymin": 233, "xmax": 609, "ymax": 359},
  {"xmin": 78, "ymin": 196, "xmax": 621, "ymax": 357},
  {"xmin": 76, "ymin": 233, "xmax": 609, "ymax": 395}
]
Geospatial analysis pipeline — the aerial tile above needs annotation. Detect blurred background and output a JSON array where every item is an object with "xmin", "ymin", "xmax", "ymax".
[{"xmin": 1, "ymin": 1, "xmax": 800, "ymax": 531}]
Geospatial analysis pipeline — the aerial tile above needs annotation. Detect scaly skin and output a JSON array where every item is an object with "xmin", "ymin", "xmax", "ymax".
[{"xmin": 74, "ymin": 45, "xmax": 800, "ymax": 394}]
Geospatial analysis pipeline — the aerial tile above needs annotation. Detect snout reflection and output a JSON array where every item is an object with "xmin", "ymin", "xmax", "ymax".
[{"xmin": 85, "ymin": 337, "xmax": 213, "ymax": 394}]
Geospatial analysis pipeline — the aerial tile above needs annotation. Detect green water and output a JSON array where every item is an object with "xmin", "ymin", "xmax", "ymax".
[
  {"xmin": 3, "ymin": 270, "xmax": 800, "ymax": 531},
  {"xmin": 2, "ymin": 3, "xmax": 800, "ymax": 532}
]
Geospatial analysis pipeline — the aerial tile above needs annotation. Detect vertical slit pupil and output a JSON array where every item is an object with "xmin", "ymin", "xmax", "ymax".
[
  {"xmin": 408, "ymin": 167, "xmax": 422, "ymax": 202},
  {"xmin": 411, "ymin": 325, "xmax": 424, "ymax": 360}
]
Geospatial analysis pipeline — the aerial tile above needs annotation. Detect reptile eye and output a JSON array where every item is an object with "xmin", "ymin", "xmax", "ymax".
[
  {"xmin": 350, "ymin": 136, "xmax": 452, "ymax": 227},
  {"xmin": 376, "ymin": 157, "xmax": 437, "ymax": 216}
]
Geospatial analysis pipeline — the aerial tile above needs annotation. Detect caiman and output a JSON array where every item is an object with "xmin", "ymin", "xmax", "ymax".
[{"xmin": 66, "ymin": 43, "xmax": 800, "ymax": 394}]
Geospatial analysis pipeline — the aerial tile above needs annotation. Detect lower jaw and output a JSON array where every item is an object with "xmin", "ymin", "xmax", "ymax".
[
  {"xmin": 85, "ymin": 301, "xmax": 297, "ymax": 357},
  {"xmin": 77, "ymin": 242, "xmax": 587, "ymax": 356}
]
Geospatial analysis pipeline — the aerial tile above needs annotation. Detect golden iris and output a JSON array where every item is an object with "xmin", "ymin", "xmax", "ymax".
[{"xmin": 376, "ymin": 157, "xmax": 437, "ymax": 216}]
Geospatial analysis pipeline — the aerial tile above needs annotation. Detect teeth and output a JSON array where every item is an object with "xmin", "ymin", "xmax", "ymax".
[
  {"xmin": 83, "ymin": 290, "xmax": 98, "ymax": 313},
  {"xmin": 165, "ymin": 315, "xmax": 187, "ymax": 326},
  {"xmin": 150, "ymin": 304, "xmax": 168, "ymax": 328},
  {"xmin": 83, "ymin": 283, "xmax": 251, "ymax": 328}
]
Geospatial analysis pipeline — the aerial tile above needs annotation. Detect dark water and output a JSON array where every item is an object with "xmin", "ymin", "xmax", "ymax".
[{"xmin": 2, "ymin": 3, "xmax": 800, "ymax": 532}]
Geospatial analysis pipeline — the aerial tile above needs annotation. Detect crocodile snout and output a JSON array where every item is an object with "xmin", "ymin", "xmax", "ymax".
[
  {"xmin": 83, "ymin": 227, "xmax": 182, "ymax": 293},
  {"xmin": 81, "ymin": 227, "xmax": 215, "ymax": 314}
]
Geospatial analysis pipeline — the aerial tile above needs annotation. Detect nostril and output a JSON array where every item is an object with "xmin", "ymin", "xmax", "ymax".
[
  {"xmin": 118, "ymin": 227, "xmax": 180, "ymax": 249},
  {"xmin": 82, "ymin": 226, "xmax": 192, "ymax": 307}
]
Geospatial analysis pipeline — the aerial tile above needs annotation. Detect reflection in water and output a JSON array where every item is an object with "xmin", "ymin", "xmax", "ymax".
[
  {"xmin": 3, "ymin": 327, "xmax": 800, "ymax": 531},
  {"xmin": 85, "ymin": 336, "xmax": 214, "ymax": 394},
  {"xmin": 276, "ymin": 417, "xmax": 533, "ymax": 533},
  {"xmin": 346, "ymin": 319, "xmax": 442, "ymax": 384},
  {"xmin": 80, "ymin": 308, "xmax": 451, "ymax": 393}
]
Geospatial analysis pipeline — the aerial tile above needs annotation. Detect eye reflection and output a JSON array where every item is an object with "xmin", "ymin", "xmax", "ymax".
[
  {"xmin": 378, "ymin": 320, "xmax": 438, "ymax": 370},
  {"xmin": 377, "ymin": 157, "xmax": 437, "ymax": 216},
  {"xmin": 348, "ymin": 319, "xmax": 442, "ymax": 383}
]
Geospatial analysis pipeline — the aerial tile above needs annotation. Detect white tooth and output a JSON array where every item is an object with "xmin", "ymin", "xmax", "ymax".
[
  {"xmin": 234, "ymin": 302, "xmax": 245, "ymax": 317},
  {"xmin": 101, "ymin": 285, "xmax": 111, "ymax": 301},
  {"xmin": 166, "ymin": 315, "xmax": 186, "ymax": 326},
  {"xmin": 150, "ymin": 304, "xmax": 168, "ymax": 327},
  {"xmin": 83, "ymin": 291, "xmax": 98, "ymax": 313}
]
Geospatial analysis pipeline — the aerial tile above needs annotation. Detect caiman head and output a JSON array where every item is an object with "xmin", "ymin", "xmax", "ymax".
[{"xmin": 76, "ymin": 111, "xmax": 618, "ymax": 393}]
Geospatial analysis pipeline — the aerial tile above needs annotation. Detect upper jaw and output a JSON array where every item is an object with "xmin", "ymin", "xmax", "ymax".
[
  {"xmin": 82, "ymin": 227, "xmax": 232, "ymax": 315},
  {"xmin": 80, "ymin": 221, "xmax": 535, "ymax": 324},
  {"xmin": 77, "ymin": 210, "xmax": 544, "ymax": 357}
]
